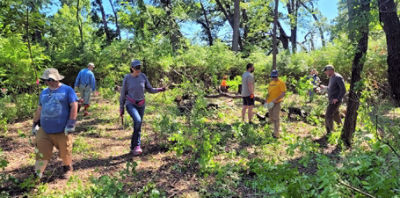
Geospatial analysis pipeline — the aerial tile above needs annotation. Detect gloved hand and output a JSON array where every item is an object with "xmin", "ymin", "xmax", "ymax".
[
  {"xmin": 120, "ymin": 108, "xmax": 124, "ymax": 116},
  {"xmin": 157, "ymin": 87, "xmax": 166, "ymax": 92},
  {"xmin": 31, "ymin": 121, "xmax": 40, "ymax": 136},
  {"xmin": 250, "ymin": 94, "xmax": 254, "ymax": 99},
  {"xmin": 64, "ymin": 119, "xmax": 76, "ymax": 135}
]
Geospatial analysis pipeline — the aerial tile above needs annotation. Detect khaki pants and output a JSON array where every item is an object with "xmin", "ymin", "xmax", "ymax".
[
  {"xmin": 36, "ymin": 128, "xmax": 73, "ymax": 165},
  {"xmin": 269, "ymin": 102, "xmax": 281, "ymax": 136},
  {"xmin": 79, "ymin": 85, "xmax": 92, "ymax": 105},
  {"xmin": 325, "ymin": 102, "xmax": 342, "ymax": 134}
]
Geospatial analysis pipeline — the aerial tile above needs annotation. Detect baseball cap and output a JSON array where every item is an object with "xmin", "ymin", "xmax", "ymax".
[{"xmin": 271, "ymin": 69, "xmax": 278, "ymax": 77}]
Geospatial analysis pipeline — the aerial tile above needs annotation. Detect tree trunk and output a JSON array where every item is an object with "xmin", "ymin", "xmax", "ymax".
[
  {"xmin": 378, "ymin": 0, "xmax": 400, "ymax": 106},
  {"xmin": 96, "ymin": 0, "xmax": 112, "ymax": 43},
  {"xmin": 215, "ymin": 0, "xmax": 243, "ymax": 50},
  {"xmin": 232, "ymin": 0, "xmax": 240, "ymax": 51},
  {"xmin": 287, "ymin": 0, "xmax": 299, "ymax": 53},
  {"xmin": 108, "ymin": 0, "xmax": 121, "ymax": 40},
  {"xmin": 76, "ymin": 0, "xmax": 84, "ymax": 48},
  {"xmin": 300, "ymin": 1, "xmax": 325, "ymax": 47},
  {"xmin": 277, "ymin": 21, "xmax": 289, "ymax": 50},
  {"xmin": 25, "ymin": 6, "xmax": 39, "ymax": 91},
  {"xmin": 272, "ymin": 0, "xmax": 279, "ymax": 70},
  {"xmin": 341, "ymin": 0, "xmax": 371, "ymax": 147},
  {"xmin": 200, "ymin": 2, "xmax": 213, "ymax": 46}
]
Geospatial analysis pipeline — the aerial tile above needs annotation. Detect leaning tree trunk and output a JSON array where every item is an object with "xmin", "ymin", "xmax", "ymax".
[
  {"xmin": 108, "ymin": 0, "xmax": 121, "ymax": 40},
  {"xmin": 199, "ymin": 2, "xmax": 213, "ymax": 46},
  {"xmin": 232, "ymin": 0, "xmax": 240, "ymax": 52},
  {"xmin": 96, "ymin": 0, "xmax": 112, "ymax": 44},
  {"xmin": 378, "ymin": 0, "xmax": 400, "ymax": 106},
  {"xmin": 76, "ymin": 0, "xmax": 84, "ymax": 48},
  {"xmin": 272, "ymin": 0, "xmax": 279, "ymax": 70},
  {"xmin": 341, "ymin": 0, "xmax": 371, "ymax": 147}
]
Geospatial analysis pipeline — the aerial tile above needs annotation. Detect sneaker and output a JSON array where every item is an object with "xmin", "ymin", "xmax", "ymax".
[
  {"xmin": 83, "ymin": 111, "xmax": 89, "ymax": 116},
  {"xmin": 132, "ymin": 146, "xmax": 142, "ymax": 156},
  {"xmin": 62, "ymin": 165, "xmax": 73, "ymax": 179}
]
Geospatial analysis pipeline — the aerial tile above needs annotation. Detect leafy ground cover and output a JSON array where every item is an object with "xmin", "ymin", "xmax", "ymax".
[{"xmin": 0, "ymin": 83, "xmax": 399, "ymax": 197}]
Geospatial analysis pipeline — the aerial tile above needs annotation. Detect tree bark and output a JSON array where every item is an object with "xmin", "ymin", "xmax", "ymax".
[
  {"xmin": 199, "ymin": 2, "xmax": 213, "ymax": 46},
  {"xmin": 108, "ymin": 0, "xmax": 121, "ymax": 40},
  {"xmin": 342, "ymin": 0, "xmax": 371, "ymax": 147},
  {"xmin": 215, "ymin": 0, "xmax": 243, "ymax": 50},
  {"xmin": 287, "ymin": 0, "xmax": 300, "ymax": 53},
  {"xmin": 272, "ymin": 0, "xmax": 279, "ymax": 70},
  {"xmin": 378, "ymin": 0, "xmax": 400, "ymax": 106},
  {"xmin": 96, "ymin": 0, "xmax": 112, "ymax": 43},
  {"xmin": 232, "ymin": 0, "xmax": 240, "ymax": 51},
  {"xmin": 277, "ymin": 21, "xmax": 290, "ymax": 50}
]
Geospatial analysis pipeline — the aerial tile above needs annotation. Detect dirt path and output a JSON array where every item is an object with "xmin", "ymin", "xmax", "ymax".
[{"xmin": 2, "ymin": 95, "xmax": 204, "ymax": 197}]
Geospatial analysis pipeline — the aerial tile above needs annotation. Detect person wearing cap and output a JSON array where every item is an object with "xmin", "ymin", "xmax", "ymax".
[
  {"xmin": 31, "ymin": 68, "xmax": 78, "ymax": 180},
  {"xmin": 120, "ymin": 60, "xmax": 167, "ymax": 156},
  {"xmin": 74, "ymin": 63, "xmax": 96, "ymax": 116},
  {"xmin": 320, "ymin": 65, "xmax": 346, "ymax": 134},
  {"xmin": 241, "ymin": 63, "xmax": 255, "ymax": 124},
  {"xmin": 266, "ymin": 69, "xmax": 286, "ymax": 138}
]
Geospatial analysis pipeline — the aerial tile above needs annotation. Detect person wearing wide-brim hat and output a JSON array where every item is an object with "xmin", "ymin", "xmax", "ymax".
[
  {"xmin": 265, "ymin": 69, "xmax": 286, "ymax": 138},
  {"xmin": 119, "ymin": 60, "xmax": 167, "ymax": 156},
  {"xmin": 32, "ymin": 68, "xmax": 78, "ymax": 180},
  {"xmin": 319, "ymin": 65, "xmax": 346, "ymax": 135}
]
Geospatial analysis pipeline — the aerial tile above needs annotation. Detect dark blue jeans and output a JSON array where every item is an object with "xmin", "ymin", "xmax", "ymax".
[{"xmin": 126, "ymin": 103, "xmax": 145, "ymax": 150}]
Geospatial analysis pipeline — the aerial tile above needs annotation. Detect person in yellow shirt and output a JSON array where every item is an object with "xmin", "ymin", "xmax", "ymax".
[{"xmin": 266, "ymin": 70, "xmax": 286, "ymax": 138}]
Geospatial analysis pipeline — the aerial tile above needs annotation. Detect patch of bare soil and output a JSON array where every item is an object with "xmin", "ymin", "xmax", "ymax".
[{"xmin": 1, "ymin": 96, "xmax": 200, "ymax": 197}]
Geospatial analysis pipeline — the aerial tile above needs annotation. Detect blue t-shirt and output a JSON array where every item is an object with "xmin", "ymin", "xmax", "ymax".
[{"xmin": 39, "ymin": 84, "xmax": 78, "ymax": 133}]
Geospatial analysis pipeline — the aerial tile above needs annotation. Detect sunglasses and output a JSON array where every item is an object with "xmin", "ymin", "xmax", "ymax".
[
  {"xmin": 132, "ymin": 65, "xmax": 141, "ymax": 70},
  {"xmin": 42, "ymin": 78, "xmax": 55, "ymax": 82}
]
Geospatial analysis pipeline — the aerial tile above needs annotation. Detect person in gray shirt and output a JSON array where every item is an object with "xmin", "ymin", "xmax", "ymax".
[
  {"xmin": 241, "ymin": 63, "xmax": 255, "ymax": 124},
  {"xmin": 320, "ymin": 65, "xmax": 346, "ymax": 134},
  {"xmin": 120, "ymin": 60, "xmax": 166, "ymax": 155}
]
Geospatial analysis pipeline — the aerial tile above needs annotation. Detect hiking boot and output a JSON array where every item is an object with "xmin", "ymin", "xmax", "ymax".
[
  {"xmin": 83, "ymin": 111, "xmax": 89, "ymax": 116},
  {"xmin": 62, "ymin": 165, "xmax": 73, "ymax": 179},
  {"xmin": 132, "ymin": 146, "xmax": 142, "ymax": 156}
]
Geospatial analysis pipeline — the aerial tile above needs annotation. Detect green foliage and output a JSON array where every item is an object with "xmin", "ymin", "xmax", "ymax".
[{"xmin": 0, "ymin": 35, "xmax": 47, "ymax": 93}]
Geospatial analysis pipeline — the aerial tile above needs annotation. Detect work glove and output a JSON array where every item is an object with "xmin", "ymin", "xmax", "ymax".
[
  {"xmin": 64, "ymin": 119, "xmax": 76, "ymax": 135},
  {"xmin": 250, "ymin": 94, "xmax": 254, "ymax": 99},
  {"xmin": 31, "ymin": 121, "xmax": 40, "ymax": 136},
  {"xmin": 157, "ymin": 87, "xmax": 167, "ymax": 92}
]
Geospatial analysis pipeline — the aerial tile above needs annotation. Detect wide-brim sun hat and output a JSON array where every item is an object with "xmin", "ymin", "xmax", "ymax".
[
  {"xmin": 40, "ymin": 68, "xmax": 64, "ymax": 81},
  {"xmin": 323, "ymin": 65, "xmax": 334, "ymax": 72}
]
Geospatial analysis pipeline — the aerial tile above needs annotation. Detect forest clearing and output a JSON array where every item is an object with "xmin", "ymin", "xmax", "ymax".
[{"xmin": 1, "ymin": 0, "xmax": 400, "ymax": 197}]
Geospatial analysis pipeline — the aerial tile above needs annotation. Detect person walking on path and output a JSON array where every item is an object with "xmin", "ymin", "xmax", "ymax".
[
  {"xmin": 266, "ymin": 70, "xmax": 286, "ymax": 138},
  {"xmin": 74, "ymin": 63, "xmax": 97, "ymax": 116},
  {"xmin": 308, "ymin": 68, "xmax": 320, "ymax": 102},
  {"xmin": 119, "ymin": 60, "xmax": 166, "ymax": 156},
  {"xmin": 320, "ymin": 65, "xmax": 346, "ymax": 134},
  {"xmin": 241, "ymin": 63, "xmax": 255, "ymax": 124},
  {"xmin": 31, "ymin": 68, "xmax": 78, "ymax": 180}
]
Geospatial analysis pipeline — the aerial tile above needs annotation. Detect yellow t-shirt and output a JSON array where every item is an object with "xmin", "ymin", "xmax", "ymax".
[{"xmin": 267, "ymin": 79, "xmax": 287, "ymax": 103}]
